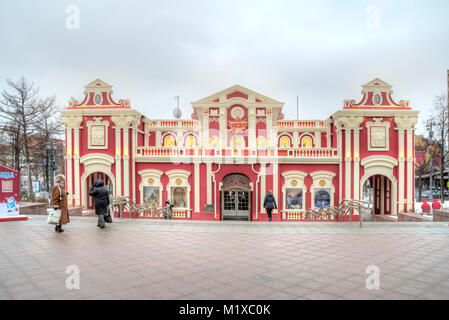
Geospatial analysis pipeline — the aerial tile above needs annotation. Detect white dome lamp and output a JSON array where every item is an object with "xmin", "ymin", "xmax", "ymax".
[{"xmin": 173, "ymin": 95, "xmax": 182, "ymax": 119}]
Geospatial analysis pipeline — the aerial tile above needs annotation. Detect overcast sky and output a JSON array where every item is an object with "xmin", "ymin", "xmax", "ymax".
[{"xmin": 0, "ymin": 0, "xmax": 448, "ymax": 135}]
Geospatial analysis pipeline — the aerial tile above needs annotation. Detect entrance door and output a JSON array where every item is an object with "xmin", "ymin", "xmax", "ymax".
[
  {"xmin": 221, "ymin": 173, "xmax": 252, "ymax": 220},
  {"xmin": 223, "ymin": 190, "xmax": 250, "ymax": 219}
]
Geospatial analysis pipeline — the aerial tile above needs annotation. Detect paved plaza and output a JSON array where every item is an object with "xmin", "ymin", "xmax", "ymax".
[{"xmin": 1, "ymin": 216, "xmax": 449, "ymax": 300}]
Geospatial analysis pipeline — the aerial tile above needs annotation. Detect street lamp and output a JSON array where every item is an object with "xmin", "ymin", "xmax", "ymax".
[{"xmin": 46, "ymin": 141, "xmax": 58, "ymax": 188}]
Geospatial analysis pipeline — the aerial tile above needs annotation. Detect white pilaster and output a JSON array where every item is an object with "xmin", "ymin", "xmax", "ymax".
[
  {"xmin": 398, "ymin": 129, "xmax": 405, "ymax": 212},
  {"xmin": 344, "ymin": 129, "xmax": 352, "ymax": 200},
  {"xmin": 272, "ymin": 162, "xmax": 278, "ymax": 213},
  {"xmin": 260, "ymin": 163, "xmax": 266, "ymax": 212},
  {"xmin": 115, "ymin": 128, "xmax": 122, "ymax": 197},
  {"xmin": 123, "ymin": 127, "xmax": 129, "ymax": 197},
  {"xmin": 65, "ymin": 127, "xmax": 73, "ymax": 202},
  {"xmin": 248, "ymin": 108, "xmax": 256, "ymax": 148},
  {"xmin": 293, "ymin": 131, "xmax": 299, "ymax": 148},
  {"xmin": 314, "ymin": 131, "xmax": 321, "ymax": 148},
  {"xmin": 156, "ymin": 130, "xmax": 162, "ymax": 146},
  {"xmin": 73, "ymin": 127, "xmax": 81, "ymax": 206},
  {"xmin": 206, "ymin": 162, "xmax": 212, "ymax": 203},
  {"xmin": 194, "ymin": 162, "xmax": 200, "ymax": 212}
]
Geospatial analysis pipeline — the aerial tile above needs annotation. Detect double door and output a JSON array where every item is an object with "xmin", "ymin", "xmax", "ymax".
[{"xmin": 223, "ymin": 190, "xmax": 250, "ymax": 219}]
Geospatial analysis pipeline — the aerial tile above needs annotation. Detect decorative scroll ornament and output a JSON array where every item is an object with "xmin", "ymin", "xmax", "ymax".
[
  {"xmin": 228, "ymin": 119, "xmax": 248, "ymax": 134},
  {"xmin": 222, "ymin": 174, "xmax": 251, "ymax": 190}
]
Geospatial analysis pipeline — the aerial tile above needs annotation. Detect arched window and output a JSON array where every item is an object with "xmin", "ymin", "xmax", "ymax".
[
  {"xmin": 279, "ymin": 136, "xmax": 291, "ymax": 148},
  {"xmin": 210, "ymin": 136, "xmax": 219, "ymax": 147},
  {"xmin": 185, "ymin": 135, "xmax": 196, "ymax": 147},
  {"xmin": 257, "ymin": 136, "xmax": 267, "ymax": 148},
  {"xmin": 232, "ymin": 135, "xmax": 244, "ymax": 148},
  {"xmin": 164, "ymin": 135, "xmax": 176, "ymax": 147},
  {"xmin": 301, "ymin": 136, "xmax": 312, "ymax": 148}
]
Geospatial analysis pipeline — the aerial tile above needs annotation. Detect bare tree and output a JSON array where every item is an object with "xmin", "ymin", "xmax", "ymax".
[
  {"xmin": 428, "ymin": 93, "xmax": 449, "ymax": 202},
  {"xmin": 415, "ymin": 135, "xmax": 435, "ymax": 202},
  {"xmin": 0, "ymin": 78, "xmax": 40, "ymax": 195},
  {"xmin": 32, "ymin": 95, "xmax": 63, "ymax": 191}
]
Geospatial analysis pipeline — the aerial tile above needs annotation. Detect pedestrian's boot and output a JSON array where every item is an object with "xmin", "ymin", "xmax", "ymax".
[
  {"xmin": 55, "ymin": 225, "xmax": 58, "ymax": 232},
  {"xmin": 58, "ymin": 225, "xmax": 64, "ymax": 232},
  {"xmin": 98, "ymin": 215, "xmax": 106, "ymax": 229}
]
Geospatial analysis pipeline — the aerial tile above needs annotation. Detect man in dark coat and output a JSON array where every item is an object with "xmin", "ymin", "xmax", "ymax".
[
  {"xmin": 89, "ymin": 179, "xmax": 110, "ymax": 228},
  {"xmin": 263, "ymin": 190, "xmax": 277, "ymax": 222}
]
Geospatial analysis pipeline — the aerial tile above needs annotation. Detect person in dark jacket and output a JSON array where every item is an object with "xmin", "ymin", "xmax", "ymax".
[
  {"xmin": 263, "ymin": 190, "xmax": 277, "ymax": 222},
  {"xmin": 89, "ymin": 179, "xmax": 110, "ymax": 228}
]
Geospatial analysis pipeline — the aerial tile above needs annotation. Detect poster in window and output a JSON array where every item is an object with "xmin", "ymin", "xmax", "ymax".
[
  {"xmin": 143, "ymin": 186, "xmax": 160, "ymax": 205},
  {"xmin": 285, "ymin": 188, "xmax": 302, "ymax": 209},
  {"xmin": 315, "ymin": 188, "xmax": 331, "ymax": 208},
  {"xmin": 172, "ymin": 187, "xmax": 187, "ymax": 208},
  {"xmin": 2, "ymin": 180, "xmax": 13, "ymax": 193}
]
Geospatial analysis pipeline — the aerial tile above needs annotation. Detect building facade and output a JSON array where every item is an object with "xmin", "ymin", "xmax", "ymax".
[{"xmin": 60, "ymin": 78, "xmax": 419, "ymax": 221}]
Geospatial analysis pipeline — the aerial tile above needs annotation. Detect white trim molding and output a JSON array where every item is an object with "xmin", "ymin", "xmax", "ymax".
[
  {"xmin": 360, "ymin": 155, "xmax": 398, "ymax": 215},
  {"xmin": 138, "ymin": 169, "xmax": 163, "ymax": 206},
  {"xmin": 281, "ymin": 170, "xmax": 307, "ymax": 219},
  {"xmin": 310, "ymin": 171, "xmax": 336, "ymax": 213}
]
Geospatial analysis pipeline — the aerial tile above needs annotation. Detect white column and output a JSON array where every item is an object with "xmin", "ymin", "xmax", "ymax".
[
  {"xmin": 272, "ymin": 162, "xmax": 278, "ymax": 213},
  {"xmin": 398, "ymin": 129, "xmax": 405, "ymax": 212},
  {"xmin": 293, "ymin": 131, "xmax": 299, "ymax": 148},
  {"xmin": 65, "ymin": 127, "xmax": 73, "ymax": 203},
  {"xmin": 344, "ymin": 129, "xmax": 352, "ymax": 200},
  {"xmin": 203, "ymin": 114, "xmax": 209, "ymax": 146},
  {"xmin": 337, "ymin": 127, "xmax": 342, "ymax": 203},
  {"xmin": 206, "ymin": 162, "xmax": 212, "ymax": 203},
  {"xmin": 132, "ymin": 126, "xmax": 137, "ymax": 201},
  {"xmin": 73, "ymin": 128, "xmax": 81, "ymax": 206},
  {"xmin": 144, "ymin": 122, "xmax": 149, "ymax": 146},
  {"xmin": 314, "ymin": 131, "xmax": 321, "ymax": 148},
  {"xmin": 260, "ymin": 163, "xmax": 266, "ymax": 212},
  {"xmin": 123, "ymin": 127, "xmax": 130, "ymax": 197},
  {"xmin": 219, "ymin": 113, "xmax": 226, "ymax": 147},
  {"xmin": 248, "ymin": 108, "xmax": 256, "ymax": 148},
  {"xmin": 353, "ymin": 129, "xmax": 361, "ymax": 200},
  {"xmin": 115, "ymin": 128, "xmax": 122, "ymax": 197},
  {"xmin": 406, "ymin": 129, "xmax": 414, "ymax": 211},
  {"xmin": 156, "ymin": 130, "xmax": 162, "ymax": 146},
  {"xmin": 194, "ymin": 162, "xmax": 200, "ymax": 212}
]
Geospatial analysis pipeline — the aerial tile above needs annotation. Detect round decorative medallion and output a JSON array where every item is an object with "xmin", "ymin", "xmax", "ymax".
[
  {"xmin": 319, "ymin": 180, "xmax": 326, "ymax": 187},
  {"xmin": 175, "ymin": 178, "xmax": 183, "ymax": 186},
  {"xmin": 291, "ymin": 180, "xmax": 298, "ymax": 187},
  {"xmin": 374, "ymin": 94, "xmax": 382, "ymax": 105},
  {"xmin": 230, "ymin": 106, "xmax": 244, "ymax": 119},
  {"xmin": 94, "ymin": 93, "xmax": 103, "ymax": 105},
  {"xmin": 148, "ymin": 178, "xmax": 154, "ymax": 185}
]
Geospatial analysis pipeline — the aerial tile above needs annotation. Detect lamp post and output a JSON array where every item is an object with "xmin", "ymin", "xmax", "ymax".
[{"xmin": 46, "ymin": 141, "xmax": 58, "ymax": 188}]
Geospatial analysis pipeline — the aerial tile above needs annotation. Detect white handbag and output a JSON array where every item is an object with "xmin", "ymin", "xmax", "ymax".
[
  {"xmin": 47, "ymin": 209, "xmax": 61, "ymax": 225},
  {"xmin": 48, "ymin": 185, "xmax": 62, "ymax": 225}
]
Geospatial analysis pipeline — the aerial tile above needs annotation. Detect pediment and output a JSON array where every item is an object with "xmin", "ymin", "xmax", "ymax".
[{"xmin": 192, "ymin": 84, "xmax": 283, "ymax": 105}]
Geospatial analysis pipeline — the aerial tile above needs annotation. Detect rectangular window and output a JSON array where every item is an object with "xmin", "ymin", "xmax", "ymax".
[
  {"xmin": 285, "ymin": 188, "xmax": 303, "ymax": 210},
  {"xmin": 314, "ymin": 188, "xmax": 331, "ymax": 208},
  {"xmin": 171, "ymin": 187, "xmax": 187, "ymax": 208},
  {"xmin": 2, "ymin": 180, "xmax": 13, "ymax": 193},
  {"xmin": 143, "ymin": 186, "xmax": 160, "ymax": 206}
]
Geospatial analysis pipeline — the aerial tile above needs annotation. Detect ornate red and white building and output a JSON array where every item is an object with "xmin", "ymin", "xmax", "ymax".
[{"xmin": 61, "ymin": 78, "xmax": 419, "ymax": 221}]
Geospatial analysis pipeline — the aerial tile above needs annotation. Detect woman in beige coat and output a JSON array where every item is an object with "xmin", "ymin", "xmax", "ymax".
[{"xmin": 51, "ymin": 174, "xmax": 70, "ymax": 232}]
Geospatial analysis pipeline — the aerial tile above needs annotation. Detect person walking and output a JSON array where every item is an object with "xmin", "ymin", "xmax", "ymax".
[
  {"xmin": 89, "ymin": 179, "xmax": 110, "ymax": 228},
  {"xmin": 51, "ymin": 174, "xmax": 70, "ymax": 232},
  {"xmin": 164, "ymin": 200, "xmax": 173, "ymax": 219},
  {"xmin": 263, "ymin": 190, "xmax": 277, "ymax": 222}
]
